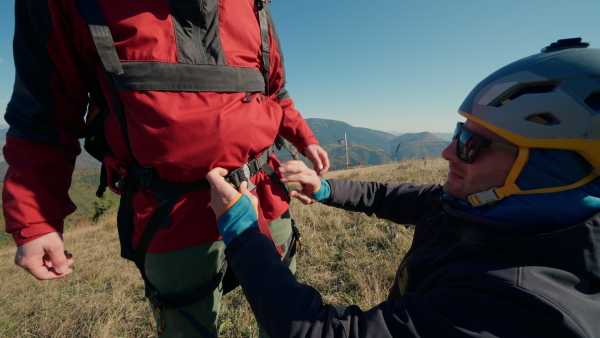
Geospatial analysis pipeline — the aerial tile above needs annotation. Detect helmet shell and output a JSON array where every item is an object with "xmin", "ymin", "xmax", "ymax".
[{"xmin": 459, "ymin": 39, "xmax": 600, "ymax": 170}]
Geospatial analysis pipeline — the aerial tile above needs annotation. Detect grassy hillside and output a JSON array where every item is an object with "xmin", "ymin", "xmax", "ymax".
[{"xmin": 0, "ymin": 158, "xmax": 448, "ymax": 337}]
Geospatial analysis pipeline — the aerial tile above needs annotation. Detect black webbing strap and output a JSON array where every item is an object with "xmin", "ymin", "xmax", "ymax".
[
  {"xmin": 134, "ymin": 191, "xmax": 181, "ymax": 275},
  {"xmin": 256, "ymin": 0, "xmax": 270, "ymax": 96},
  {"xmin": 176, "ymin": 309, "xmax": 215, "ymax": 338},
  {"xmin": 75, "ymin": 0, "xmax": 123, "ymax": 76},
  {"xmin": 76, "ymin": 0, "xmax": 139, "ymax": 167},
  {"xmin": 129, "ymin": 146, "xmax": 274, "ymax": 193},
  {"xmin": 227, "ymin": 147, "xmax": 273, "ymax": 187},
  {"xmin": 275, "ymin": 134, "xmax": 301, "ymax": 160}
]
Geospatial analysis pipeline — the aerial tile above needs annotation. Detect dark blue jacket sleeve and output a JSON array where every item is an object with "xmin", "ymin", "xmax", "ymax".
[{"xmin": 325, "ymin": 180, "xmax": 442, "ymax": 225}]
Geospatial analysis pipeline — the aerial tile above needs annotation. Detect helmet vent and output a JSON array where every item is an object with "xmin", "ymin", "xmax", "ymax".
[
  {"xmin": 491, "ymin": 82, "xmax": 559, "ymax": 107},
  {"xmin": 584, "ymin": 91, "xmax": 600, "ymax": 114},
  {"xmin": 525, "ymin": 113, "xmax": 561, "ymax": 126}
]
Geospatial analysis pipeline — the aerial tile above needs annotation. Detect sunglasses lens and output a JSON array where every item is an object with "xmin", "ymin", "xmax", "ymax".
[{"xmin": 456, "ymin": 130, "xmax": 478, "ymax": 164}]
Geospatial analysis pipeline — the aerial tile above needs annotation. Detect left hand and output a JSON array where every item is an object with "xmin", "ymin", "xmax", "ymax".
[
  {"xmin": 304, "ymin": 144, "xmax": 330, "ymax": 176},
  {"xmin": 280, "ymin": 160, "xmax": 323, "ymax": 205},
  {"xmin": 206, "ymin": 167, "xmax": 258, "ymax": 215},
  {"xmin": 207, "ymin": 167, "xmax": 260, "ymax": 245}
]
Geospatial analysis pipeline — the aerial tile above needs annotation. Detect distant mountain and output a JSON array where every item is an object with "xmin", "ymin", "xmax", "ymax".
[
  {"xmin": 304, "ymin": 119, "xmax": 396, "ymax": 153},
  {"xmin": 433, "ymin": 132, "xmax": 453, "ymax": 141},
  {"xmin": 389, "ymin": 132, "xmax": 450, "ymax": 162},
  {"xmin": 387, "ymin": 131, "xmax": 453, "ymax": 141},
  {"xmin": 274, "ymin": 119, "xmax": 449, "ymax": 169}
]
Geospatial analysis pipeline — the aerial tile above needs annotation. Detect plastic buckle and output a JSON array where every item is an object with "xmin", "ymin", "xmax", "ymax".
[
  {"xmin": 242, "ymin": 164, "xmax": 257, "ymax": 191},
  {"xmin": 229, "ymin": 170, "xmax": 241, "ymax": 188},
  {"xmin": 467, "ymin": 187, "xmax": 501, "ymax": 206}
]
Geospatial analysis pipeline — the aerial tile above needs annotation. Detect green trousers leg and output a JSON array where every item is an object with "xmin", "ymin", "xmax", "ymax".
[{"xmin": 144, "ymin": 210, "xmax": 296, "ymax": 337}]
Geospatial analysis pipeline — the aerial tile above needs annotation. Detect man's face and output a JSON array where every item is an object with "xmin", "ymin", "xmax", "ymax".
[{"xmin": 441, "ymin": 120, "xmax": 517, "ymax": 201}]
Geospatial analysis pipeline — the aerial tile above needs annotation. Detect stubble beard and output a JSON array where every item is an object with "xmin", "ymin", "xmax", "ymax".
[{"xmin": 443, "ymin": 171, "xmax": 509, "ymax": 202}]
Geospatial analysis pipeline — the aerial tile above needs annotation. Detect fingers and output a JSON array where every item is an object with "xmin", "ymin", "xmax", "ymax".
[
  {"xmin": 317, "ymin": 149, "xmax": 330, "ymax": 175},
  {"xmin": 304, "ymin": 144, "xmax": 330, "ymax": 176},
  {"xmin": 280, "ymin": 161, "xmax": 321, "ymax": 191},
  {"xmin": 208, "ymin": 167, "xmax": 254, "ymax": 214},
  {"xmin": 15, "ymin": 233, "xmax": 74, "ymax": 280},
  {"xmin": 206, "ymin": 167, "xmax": 229, "ymax": 187},
  {"xmin": 289, "ymin": 189, "xmax": 314, "ymax": 205},
  {"xmin": 279, "ymin": 160, "xmax": 315, "ymax": 175},
  {"xmin": 238, "ymin": 181, "xmax": 258, "ymax": 205},
  {"xmin": 39, "ymin": 247, "xmax": 74, "ymax": 280}
]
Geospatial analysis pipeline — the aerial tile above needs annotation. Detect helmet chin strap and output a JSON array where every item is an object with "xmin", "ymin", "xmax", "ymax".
[
  {"xmin": 466, "ymin": 147, "xmax": 600, "ymax": 206},
  {"xmin": 467, "ymin": 147, "xmax": 529, "ymax": 206}
]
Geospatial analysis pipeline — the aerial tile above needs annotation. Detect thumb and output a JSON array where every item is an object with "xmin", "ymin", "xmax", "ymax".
[
  {"xmin": 206, "ymin": 167, "xmax": 230, "ymax": 188},
  {"xmin": 47, "ymin": 245, "xmax": 70, "ymax": 274},
  {"xmin": 238, "ymin": 181, "xmax": 258, "ymax": 205}
]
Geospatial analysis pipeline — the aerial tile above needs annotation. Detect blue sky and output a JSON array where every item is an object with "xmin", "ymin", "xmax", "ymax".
[{"xmin": 1, "ymin": 0, "xmax": 599, "ymax": 134}]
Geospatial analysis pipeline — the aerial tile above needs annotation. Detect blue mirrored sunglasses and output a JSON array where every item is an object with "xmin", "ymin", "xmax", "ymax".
[{"xmin": 453, "ymin": 122, "xmax": 518, "ymax": 164}]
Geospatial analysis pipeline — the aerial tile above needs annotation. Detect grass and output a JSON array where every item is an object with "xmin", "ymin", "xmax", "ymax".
[{"xmin": 0, "ymin": 158, "xmax": 448, "ymax": 337}]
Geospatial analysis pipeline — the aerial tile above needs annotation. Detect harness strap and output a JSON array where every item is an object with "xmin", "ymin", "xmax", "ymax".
[
  {"xmin": 275, "ymin": 134, "xmax": 301, "ymax": 160},
  {"xmin": 134, "ymin": 191, "xmax": 181, "ymax": 275},
  {"xmin": 256, "ymin": 0, "xmax": 270, "ymax": 96},
  {"xmin": 129, "ymin": 146, "xmax": 274, "ymax": 193},
  {"xmin": 75, "ymin": 0, "xmax": 123, "ymax": 76}
]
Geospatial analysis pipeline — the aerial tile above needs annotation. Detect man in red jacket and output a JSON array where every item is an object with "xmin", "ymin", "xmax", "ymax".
[{"xmin": 4, "ymin": 0, "xmax": 329, "ymax": 336}]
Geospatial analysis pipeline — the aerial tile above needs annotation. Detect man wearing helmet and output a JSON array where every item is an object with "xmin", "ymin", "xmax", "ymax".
[{"xmin": 205, "ymin": 38, "xmax": 600, "ymax": 337}]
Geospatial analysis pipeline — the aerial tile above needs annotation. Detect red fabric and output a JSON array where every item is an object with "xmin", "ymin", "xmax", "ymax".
[
  {"xmin": 3, "ymin": 138, "xmax": 78, "ymax": 244},
  {"xmin": 4, "ymin": 0, "xmax": 318, "ymax": 252}
]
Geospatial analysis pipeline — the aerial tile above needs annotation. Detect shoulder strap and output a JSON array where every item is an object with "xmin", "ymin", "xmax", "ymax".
[
  {"xmin": 76, "ymin": 0, "xmax": 139, "ymax": 166},
  {"xmin": 256, "ymin": 0, "xmax": 271, "ymax": 96},
  {"xmin": 75, "ymin": 0, "xmax": 123, "ymax": 75}
]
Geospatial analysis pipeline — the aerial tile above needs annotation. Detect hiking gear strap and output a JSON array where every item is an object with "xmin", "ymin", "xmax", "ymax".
[
  {"xmin": 256, "ymin": 0, "xmax": 270, "ymax": 96},
  {"xmin": 276, "ymin": 134, "xmax": 301, "ymax": 160},
  {"xmin": 74, "ymin": 0, "xmax": 123, "ymax": 76}
]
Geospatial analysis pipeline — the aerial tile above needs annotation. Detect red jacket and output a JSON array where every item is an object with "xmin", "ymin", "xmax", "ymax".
[{"xmin": 3, "ymin": 0, "xmax": 319, "ymax": 252}]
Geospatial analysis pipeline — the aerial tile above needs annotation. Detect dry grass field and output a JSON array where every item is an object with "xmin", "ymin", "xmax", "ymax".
[{"xmin": 0, "ymin": 158, "xmax": 448, "ymax": 337}]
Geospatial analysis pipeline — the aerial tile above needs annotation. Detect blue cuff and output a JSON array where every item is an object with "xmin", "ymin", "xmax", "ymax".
[
  {"xmin": 216, "ymin": 194, "xmax": 259, "ymax": 245},
  {"xmin": 312, "ymin": 178, "xmax": 332, "ymax": 203}
]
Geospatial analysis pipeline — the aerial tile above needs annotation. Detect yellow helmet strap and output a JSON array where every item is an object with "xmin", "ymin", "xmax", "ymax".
[{"xmin": 467, "ymin": 147, "xmax": 600, "ymax": 206}]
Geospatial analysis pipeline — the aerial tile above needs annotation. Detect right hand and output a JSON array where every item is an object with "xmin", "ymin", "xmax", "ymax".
[
  {"xmin": 279, "ymin": 160, "xmax": 322, "ymax": 205},
  {"xmin": 14, "ymin": 232, "xmax": 74, "ymax": 280}
]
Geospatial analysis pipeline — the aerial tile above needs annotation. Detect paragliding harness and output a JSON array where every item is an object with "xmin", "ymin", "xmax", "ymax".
[{"xmin": 76, "ymin": 0, "xmax": 302, "ymax": 336}]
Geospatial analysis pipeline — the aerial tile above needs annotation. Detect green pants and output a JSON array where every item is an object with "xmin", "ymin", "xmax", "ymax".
[{"xmin": 144, "ymin": 211, "xmax": 296, "ymax": 337}]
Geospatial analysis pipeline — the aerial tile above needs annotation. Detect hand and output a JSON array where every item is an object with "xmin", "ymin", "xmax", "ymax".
[
  {"xmin": 304, "ymin": 144, "xmax": 330, "ymax": 176},
  {"xmin": 279, "ymin": 160, "xmax": 323, "ymax": 205},
  {"xmin": 14, "ymin": 232, "xmax": 74, "ymax": 280},
  {"xmin": 206, "ymin": 167, "xmax": 258, "ymax": 215},
  {"xmin": 207, "ymin": 167, "xmax": 259, "ymax": 245}
]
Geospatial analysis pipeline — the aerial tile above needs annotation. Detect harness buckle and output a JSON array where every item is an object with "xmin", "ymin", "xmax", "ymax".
[
  {"xmin": 467, "ymin": 187, "xmax": 501, "ymax": 206},
  {"xmin": 242, "ymin": 164, "xmax": 257, "ymax": 191}
]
